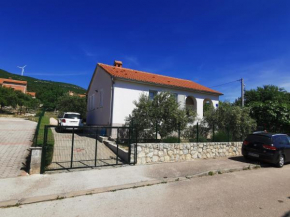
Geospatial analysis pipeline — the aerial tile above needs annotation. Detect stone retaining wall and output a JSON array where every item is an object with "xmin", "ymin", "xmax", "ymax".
[{"xmin": 131, "ymin": 142, "xmax": 242, "ymax": 165}]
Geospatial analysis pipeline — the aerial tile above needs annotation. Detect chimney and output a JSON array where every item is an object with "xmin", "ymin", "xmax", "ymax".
[{"xmin": 114, "ymin": 60, "xmax": 123, "ymax": 68}]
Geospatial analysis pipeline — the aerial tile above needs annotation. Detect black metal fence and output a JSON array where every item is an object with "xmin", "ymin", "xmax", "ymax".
[
  {"xmin": 133, "ymin": 122, "xmax": 248, "ymax": 144},
  {"xmin": 41, "ymin": 126, "xmax": 137, "ymax": 173}
]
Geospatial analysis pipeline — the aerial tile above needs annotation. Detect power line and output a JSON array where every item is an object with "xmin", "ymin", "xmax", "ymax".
[{"xmin": 209, "ymin": 79, "xmax": 241, "ymax": 88}]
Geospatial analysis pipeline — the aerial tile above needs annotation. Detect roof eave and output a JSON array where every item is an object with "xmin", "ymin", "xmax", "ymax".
[{"xmin": 114, "ymin": 77, "xmax": 223, "ymax": 96}]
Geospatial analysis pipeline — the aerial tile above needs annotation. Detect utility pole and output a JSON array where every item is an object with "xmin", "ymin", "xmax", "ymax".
[{"xmin": 241, "ymin": 78, "xmax": 244, "ymax": 107}]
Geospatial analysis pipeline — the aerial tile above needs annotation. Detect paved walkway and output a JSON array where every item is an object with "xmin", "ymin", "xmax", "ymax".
[
  {"xmin": 0, "ymin": 117, "xmax": 37, "ymax": 179},
  {"xmin": 0, "ymin": 157, "xmax": 259, "ymax": 204}
]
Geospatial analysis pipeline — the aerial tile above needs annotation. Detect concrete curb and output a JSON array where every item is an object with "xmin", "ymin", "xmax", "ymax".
[{"xmin": 0, "ymin": 164, "xmax": 261, "ymax": 208}]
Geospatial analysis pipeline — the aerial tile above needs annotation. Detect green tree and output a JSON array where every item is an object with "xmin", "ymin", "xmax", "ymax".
[
  {"xmin": 56, "ymin": 94, "xmax": 87, "ymax": 118},
  {"xmin": 125, "ymin": 92, "xmax": 196, "ymax": 139},
  {"xmin": 0, "ymin": 86, "xmax": 40, "ymax": 113},
  {"xmin": 234, "ymin": 85, "xmax": 290, "ymax": 133},
  {"xmin": 204, "ymin": 102, "xmax": 256, "ymax": 141},
  {"xmin": 0, "ymin": 86, "xmax": 17, "ymax": 110}
]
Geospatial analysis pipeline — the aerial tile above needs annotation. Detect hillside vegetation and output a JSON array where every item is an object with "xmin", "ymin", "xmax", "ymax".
[{"xmin": 0, "ymin": 69, "xmax": 86, "ymax": 110}]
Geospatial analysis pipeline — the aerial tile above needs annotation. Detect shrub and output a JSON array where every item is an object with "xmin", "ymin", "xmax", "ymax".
[
  {"xmin": 213, "ymin": 131, "xmax": 232, "ymax": 142},
  {"xmin": 162, "ymin": 136, "xmax": 179, "ymax": 143}
]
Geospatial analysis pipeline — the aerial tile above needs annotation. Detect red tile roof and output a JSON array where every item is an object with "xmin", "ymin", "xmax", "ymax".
[
  {"xmin": 99, "ymin": 63, "xmax": 222, "ymax": 95},
  {"xmin": 0, "ymin": 78, "xmax": 27, "ymax": 85},
  {"xmin": 26, "ymin": 92, "xmax": 36, "ymax": 97}
]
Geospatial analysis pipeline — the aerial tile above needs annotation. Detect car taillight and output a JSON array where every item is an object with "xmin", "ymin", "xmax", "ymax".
[
  {"xmin": 62, "ymin": 119, "xmax": 66, "ymax": 123},
  {"xmin": 263, "ymin": 144, "xmax": 276, "ymax": 150},
  {"xmin": 243, "ymin": 140, "xmax": 249, "ymax": 145}
]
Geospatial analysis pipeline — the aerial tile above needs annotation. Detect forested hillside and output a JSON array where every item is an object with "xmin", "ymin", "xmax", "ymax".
[{"xmin": 0, "ymin": 69, "xmax": 86, "ymax": 110}]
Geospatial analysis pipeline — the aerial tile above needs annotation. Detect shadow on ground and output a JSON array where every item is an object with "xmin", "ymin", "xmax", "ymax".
[
  {"xmin": 281, "ymin": 211, "xmax": 290, "ymax": 217},
  {"xmin": 228, "ymin": 156, "xmax": 272, "ymax": 168}
]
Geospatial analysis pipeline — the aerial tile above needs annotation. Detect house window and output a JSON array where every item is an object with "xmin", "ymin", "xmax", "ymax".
[
  {"xmin": 149, "ymin": 90, "xmax": 157, "ymax": 100},
  {"xmin": 99, "ymin": 89, "xmax": 103, "ymax": 107}
]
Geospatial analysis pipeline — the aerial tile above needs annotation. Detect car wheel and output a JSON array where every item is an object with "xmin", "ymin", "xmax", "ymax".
[{"xmin": 277, "ymin": 155, "xmax": 285, "ymax": 168}]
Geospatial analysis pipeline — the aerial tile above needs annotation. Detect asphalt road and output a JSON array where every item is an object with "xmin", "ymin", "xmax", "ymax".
[{"xmin": 1, "ymin": 165, "xmax": 290, "ymax": 217}]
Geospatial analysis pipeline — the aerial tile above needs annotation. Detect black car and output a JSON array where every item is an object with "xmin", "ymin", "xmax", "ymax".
[{"xmin": 242, "ymin": 133, "xmax": 290, "ymax": 167}]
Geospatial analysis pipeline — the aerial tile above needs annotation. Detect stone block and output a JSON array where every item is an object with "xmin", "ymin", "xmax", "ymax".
[
  {"xmin": 138, "ymin": 152, "xmax": 145, "ymax": 158},
  {"xmin": 144, "ymin": 148, "xmax": 149, "ymax": 154},
  {"xmin": 146, "ymin": 157, "xmax": 152, "ymax": 163},
  {"xmin": 164, "ymin": 156, "xmax": 170, "ymax": 162},
  {"xmin": 183, "ymin": 149, "xmax": 188, "ymax": 154},
  {"xmin": 152, "ymin": 156, "xmax": 159, "ymax": 162},
  {"xmin": 146, "ymin": 152, "xmax": 153, "ymax": 157},
  {"xmin": 186, "ymin": 154, "xmax": 191, "ymax": 160},
  {"xmin": 192, "ymin": 151, "xmax": 198, "ymax": 158}
]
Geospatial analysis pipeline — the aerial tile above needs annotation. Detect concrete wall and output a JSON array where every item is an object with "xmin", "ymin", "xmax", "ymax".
[
  {"xmin": 87, "ymin": 67, "xmax": 113, "ymax": 126},
  {"xmin": 2, "ymin": 83, "xmax": 27, "ymax": 93},
  {"xmin": 131, "ymin": 142, "xmax": 242, "ymax": 165},
  {"xmin": 112, "ymin": 80, "xmax": 220, "ymax": 126}
]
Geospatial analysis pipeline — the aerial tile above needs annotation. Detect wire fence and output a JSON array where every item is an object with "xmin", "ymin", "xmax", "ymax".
[
  {"xmin": 132, "ymin": 121, "xmax": 247, "ymax": 143},
  {"xmin": 41, "ymin": 126, "xmax": 137, "ymax": 173}
]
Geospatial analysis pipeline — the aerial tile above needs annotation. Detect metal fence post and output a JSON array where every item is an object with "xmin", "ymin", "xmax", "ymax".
[
  {"xmin": 128, "ymin": 127, "xmax": 132, "ymax": 164},
  {"xmin": 135, "ymin": 127, "xmax": 138, "ymax": 164},
  {"xmin": 196, "ymin": 122, "xmax": 199, "ymax": 143},
  {"xmin": 116, "ymin": 128, "xmax": 119, "ymax": 165},
  {"xmin": 40, "ymin": 125, "xmax": 48, "ymax": 174},
  {"xmin": 70, "ymin": 127, "xmax": 75, "ymax": 169}
]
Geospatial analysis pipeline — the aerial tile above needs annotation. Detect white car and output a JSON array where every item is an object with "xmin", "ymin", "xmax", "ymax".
[{"xmin": 58, "ymin": 112, "xmax": 83, "ymax": 129}]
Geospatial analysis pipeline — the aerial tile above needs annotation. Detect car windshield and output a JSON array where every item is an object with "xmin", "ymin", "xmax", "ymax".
[
  {"xmin": 64, "ymin": 114, "xmax": 81, "ymax": 119},
  {"xmin": 245, "ymin": 134, "xmax": 272, "ymax": 144}
]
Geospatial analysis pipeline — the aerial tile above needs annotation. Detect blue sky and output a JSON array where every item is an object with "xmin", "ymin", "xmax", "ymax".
[{"xmin": 1, "ymin": 0, "xmax": 290, "ymax": 101}]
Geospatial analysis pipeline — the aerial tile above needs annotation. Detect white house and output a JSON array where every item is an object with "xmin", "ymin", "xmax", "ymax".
[{"xmin": 87, "ymin": 60, "xmax": 222, "ymax": 127}]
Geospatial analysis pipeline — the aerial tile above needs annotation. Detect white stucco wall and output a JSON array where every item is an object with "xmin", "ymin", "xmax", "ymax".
[
  {"xmin": 86, "ymin": 67, "xmax": 112, "ymax": 126},
  {"xmin": 112, "ymin": 80, "xmax": 220, "ymax": 126}
]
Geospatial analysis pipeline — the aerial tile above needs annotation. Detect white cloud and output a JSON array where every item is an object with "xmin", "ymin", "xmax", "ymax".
[{"xmin": 124, "ymin": 56, "xmax": 139, "ymax": 66}]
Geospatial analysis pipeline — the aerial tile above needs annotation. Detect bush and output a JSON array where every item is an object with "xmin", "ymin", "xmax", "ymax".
[
  {"xmin": 162, "ymin": 136, "xmax": 179, "ymax": 143},
  {"xmin": 213, "ymin": 131, "xmax": 232, "ymax": 142}
]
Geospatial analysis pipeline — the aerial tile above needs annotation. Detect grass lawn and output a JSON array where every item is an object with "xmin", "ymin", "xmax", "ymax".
[{"xmin": 36, "ymin": 112, "xmax": 55, "ymax": 167}]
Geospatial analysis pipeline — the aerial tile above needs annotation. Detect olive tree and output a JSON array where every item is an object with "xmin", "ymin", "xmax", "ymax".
[
  {"xmin": 125, "ymin": 92, "xmax": 196, "ymax": 139},
  {"xmin": 204, "ymin": 102, "xmax": 256, "ymax": 140}
]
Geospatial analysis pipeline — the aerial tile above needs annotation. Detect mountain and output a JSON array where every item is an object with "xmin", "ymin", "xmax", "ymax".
[{"xmin": 0, "ymin": 69, "xmax": 86, "ymax": 94}]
